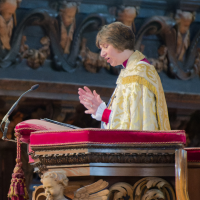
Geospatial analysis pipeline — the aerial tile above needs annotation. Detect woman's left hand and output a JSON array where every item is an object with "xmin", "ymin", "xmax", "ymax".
[{"xmin": 78, "ymin": 86, "xmax": 103, "ymax": 115}]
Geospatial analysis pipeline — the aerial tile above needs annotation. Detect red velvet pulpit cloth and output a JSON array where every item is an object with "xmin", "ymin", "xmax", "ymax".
[
  {"xmin": 29, "ymin": 128, "xmax": 186, "ymax": 146},
  {"xmin": 15, "ymin": 119, "xmax": 69, "ymax": 143},
  {"xmin": 185, "ymin": 148, "xmax": 200, "ymax": 162},
  {"xmin": 15, "ymin": 119, "xmax": 186, "ymax": 147}
]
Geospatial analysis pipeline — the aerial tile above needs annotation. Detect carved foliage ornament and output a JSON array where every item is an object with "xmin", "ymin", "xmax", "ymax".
[
  {"xmin": 73, "ymin": 179, "xmax": 109, "ymax": 200},
  {"xmin": 107, "ymin": 177, "xmax": 175, "ymax": 200},
  {"xmin": 133, "ymin": 177, "xmax": 175, "ymax": 200},
  {"xmin": 107, "ymin": 182, "xmax": 133, "ymax": 200}
]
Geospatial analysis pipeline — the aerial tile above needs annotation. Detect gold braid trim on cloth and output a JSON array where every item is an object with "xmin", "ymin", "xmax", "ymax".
[{"xmin": 108, "ymin": 50, "xmax": 170, "ymax": 130}]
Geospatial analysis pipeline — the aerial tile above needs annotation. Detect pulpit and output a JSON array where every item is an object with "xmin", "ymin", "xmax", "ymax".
[{"xmin": 14, "ymin": 119, "xmax": 189, "ymax": 200}]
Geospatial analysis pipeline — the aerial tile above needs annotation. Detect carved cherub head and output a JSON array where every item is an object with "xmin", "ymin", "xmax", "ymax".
[
  {"xmin": 158, "ymin": 45, "xmax": 168, "ymax": 57},
  {"xmin": 41, "ymin": 171, "xmax": 69, "ymax": 200},
  {"xmin": 40, "ymin": 36, "xmax": 49, "ymax": 45},
  {"xmin": 117, "ymin": 6, "xmax": 137, "ymax": 27},
  {"xmin": 175, "ymin": 10, "xmax": 195, "ymax": 34},
  {"xmin": 59, "ymin": 1, "xmax": 79, "ymax": 28},
  {"xmin": 0, "ymin": 0, "xmax": 17, "ymax": 23}
]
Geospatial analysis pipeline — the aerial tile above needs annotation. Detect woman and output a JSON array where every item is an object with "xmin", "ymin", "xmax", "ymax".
[{"xmin": 78, "ymin": 22, "xmax": 170, "ymax": 130}]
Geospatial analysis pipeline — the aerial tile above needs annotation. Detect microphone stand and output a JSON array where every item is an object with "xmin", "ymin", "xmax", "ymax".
[
  {"xmin": 0, "ymin": 119, "xmax": 17, "ymax": 142},
  {"xmin": 0, "ymin": 84, "xmax": 39, "ymax": 141},
  {"xmin": 1, "ymin": 119, "xmax": 10, "ymax": 140}
]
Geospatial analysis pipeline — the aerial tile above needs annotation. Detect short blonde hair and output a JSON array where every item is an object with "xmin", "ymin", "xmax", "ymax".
[{"xmin": 96, "ymin": 22, "xmax": 135, "ymax": 52}]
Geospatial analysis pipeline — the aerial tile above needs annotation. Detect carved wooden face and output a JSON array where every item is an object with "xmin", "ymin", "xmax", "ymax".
[
  {"xmin": 158, "ymin": 45, "xmax": 167, "ymax": 56},
  {"xmin": 0, "ymin": 2, "xmax": 16, "ymax": 23},
  {"xmin": 117, "ymin": 7, "xmax": 136, "ymax": 27},
  {"xmin": 179, "ymin": 18, "xmax": 192, "ymax": 34},
  {"xmin": 60, "ymin": 6, "xmax": 77, "ymax": 28},
  {"xmin": 43, "ymin": 177, "xmax": 64, "ymax": 200}
]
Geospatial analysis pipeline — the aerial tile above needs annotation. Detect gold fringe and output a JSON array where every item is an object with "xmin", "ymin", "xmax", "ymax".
[
  {"xmin": 9, "ymin": 186, "xmax": 14, "ymax": 196},
  {"xmin": 24, "ymin": 183, "xmax": 29, "ymax": 199}
]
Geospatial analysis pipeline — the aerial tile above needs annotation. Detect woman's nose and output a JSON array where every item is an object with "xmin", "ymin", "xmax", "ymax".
[{"xmin": 100, "ymin": 49, "xmax": 106, "ymax": 57}]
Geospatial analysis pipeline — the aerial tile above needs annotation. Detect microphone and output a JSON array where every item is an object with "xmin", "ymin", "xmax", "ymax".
[{"xmin": 0, "ymin": 84, "xmax": 39, "ymax": 138}]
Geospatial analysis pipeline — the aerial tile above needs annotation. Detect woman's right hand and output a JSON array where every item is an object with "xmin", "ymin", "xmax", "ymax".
[{"xmin": 78, "ymin": 86, "xmax": 103, "ymax": 115}]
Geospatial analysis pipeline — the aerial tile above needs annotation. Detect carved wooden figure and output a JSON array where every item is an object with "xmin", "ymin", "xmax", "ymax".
[
  {"xmin": 34, "ymin": 178, "xmax": 109, "ymax": 200},
  {"xmin": 0, "ymin": 0, "xmax": 18, "ymax": 50},
  {"xmin": 117, "ymin": 6, "xmax": 137, "ymax": 30},
  {"xmin": 41, "ymin": 171, "xmax": 69, "ymax": 200},
  {"xmin": 59, "ymin": 2, "xmax": 78, "ymax": 54},
  {"xmin": 175, "ymin": 10, "xmax": 195, "ymax": 61}
]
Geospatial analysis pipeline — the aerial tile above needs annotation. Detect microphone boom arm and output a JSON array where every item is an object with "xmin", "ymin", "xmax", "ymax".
[
  {"xmin": 0, "ymin": 84, "xmax": 39, "ymax": 140},
  {"xmin": 1, "ymin": 89, "xmax": 32, "ymax": 125}
]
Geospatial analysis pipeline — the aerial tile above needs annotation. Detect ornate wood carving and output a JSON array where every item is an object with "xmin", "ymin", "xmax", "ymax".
[
  {"xmin": 73, "ymin": 179, "xmax": 109, "ymax": 200},
  {"xmin": 0, "ymin": 0, "xmax": 18, "ymax": 51},
  {"xmin": 32, "ymin": 185, "xmax": 45, "ymax": 200},
  {"xmin": 133, "ymin": 177, "xmax": 175, "ymax": 200},
  {"xmin": 107, "ymin": 182, "xmax": 133, "ymax": 200},
  {"xmin": 31, "ymin": 152, "xmax": 175, "ymax": 166},
  {"xmin": 31, "ymin": 142, "xmax": 183, "ymax": 151},
  {"xmin": 116, "ymin": 6, "xmax": 138, "ymax": 28},
  {"xmin": 33, "ymin": 161, "xmax": 47, "ymax": 174},
  {"xmin": 148, "ymin": 45, "xmax": 168, "ymax": 73},
  {"xmin": 33, "ymin": 179, "xmax": 109, "ymax": 200},
  {"xmin": 135, "ymin": 11, "xmax": 200, "ymax": 80},
  {"xmin": 80, "ymin": 38, "xmax": 110, "ymax": 73},
  {"xmin": 21, "ymin": 36, "xmax": 50, "ymax": 69},
  {"xmin": 40, "ymin": 171, "xmax": 69, "ymax": 200},
  {"xmin": 57, "ymin": 2, "xmax": 79, "ymax": 55},
  {"xmin": 0, "ymin": 8, "xmax": 106, "ymax": 72},
  {"xmin": 33, "ymin": 177, "xmax": 176, "ymax": 200},
  {"xmin": 0, "ymin": 0, "xmax": 200, "ymax": 82}
]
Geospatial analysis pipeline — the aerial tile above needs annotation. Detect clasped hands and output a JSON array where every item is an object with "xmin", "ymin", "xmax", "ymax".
[{"xmin": 78, "ymin": 86, "xmax": 103, "ymax": 115}]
